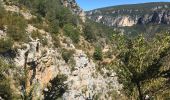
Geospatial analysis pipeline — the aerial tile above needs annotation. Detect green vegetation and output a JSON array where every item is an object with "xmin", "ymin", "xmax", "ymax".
[
  {"xmin": 0, "ymin": 2, "xmax": 5, "ymax": 30},
  {"xmin": 0, "ymin": 38, "xmax": 13, "ymax": 53},
  {"xmin": 48, "ymin": 20, "xmax": 60, "ymax": 34},
  {"xmin": 6, "ymin": 13, "xmax": 28, "ymax": 42},
  {"xmin": 31, "ymin": 30, "xmax": 41, "ymax": 40},
  {"xmin": 0, "ymin": 57, "xmax": 15, "ymax": 100},
  {"xmin": 31, "ymin": 30, "xmax": 48, "ymax": 46},
  {"xmin": 62, "ymin": 49, "xmax": 75, "ymax": 63},
  {"xmin": 111, "ymin": 34, "xmax": 170, "ymax": 99},
  {"xmin": 12, "ymin": 0, "xmax": 79, "ymax": 33},
  {"xmin": 1, "ymin": 0, "xmax": 170, "ymax": 99},
  {"xmin": 43, "ymin": 74, "xmax": 68, "ymax": 100},
  {"xmin": 69, "ymin": 57, "xmax": 76, "ymax": 72},
  {"xmin": 83, "ymin": 23, "xmax": 96, "ymax": 42},
  {"xmin": 8, "ymin": 0, "xmax": 82, "ymax": 48},
  {"xmin": 83, "ymin": 19, "xmax": 116, "ymax": 43},
  {"xmin": 0, "ymin": 3, "xmax": 22, "ymax": 98},
  {"xmin": 117, "ymin": 24, "xmax": 170, "ymax": 38},
  {"xmin": 93, "ymin": 46, "xmax": 103, "ymax": 60},
  {"xmin": 52, "ymin": 34, "xmax": 61, "ymax": 48},
  {"xmin": 0, "ymin": 1, "xmax": 28, "ymax": 43},
  {"xmin": 63, "ymin": 24, "xmax": 80, "ymax": 43},
  {"xmin": 28, "ymin": 15, "xmax": 45, "ymax": 30}
]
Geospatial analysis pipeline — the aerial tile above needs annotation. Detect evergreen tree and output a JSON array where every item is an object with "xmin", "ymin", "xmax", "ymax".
[{"xmin": 112, "ymin": 34, "xmax": 170, "ymax": 99}]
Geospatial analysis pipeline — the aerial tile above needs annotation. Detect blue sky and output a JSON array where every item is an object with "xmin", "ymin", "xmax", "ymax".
[{"xmin": 75, "ymin": 0, "xmax": 170, "ymax": 11}]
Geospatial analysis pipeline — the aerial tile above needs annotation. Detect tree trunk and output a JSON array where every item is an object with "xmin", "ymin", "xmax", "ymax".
[{"xmin": 136, "ymin": 82, "xmax": 143, "ymax": 100}]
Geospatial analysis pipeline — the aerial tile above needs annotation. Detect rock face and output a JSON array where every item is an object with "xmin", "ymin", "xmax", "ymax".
[
  {"xmin": 61, "ymin": 0, "xmax": 86, "ymax": 22},
  {"xmin": 92, "ymin": 15, "xmax": 135, "ymax": 27},
  {"xmin": 137, "ymin": 11, "xmax": 170, "ymax": 24},
  {"xmin": 63, "ymin": 50, "xmax": 121, "ymax": 100},
  {"xmin": 14, "ymin": 34, "xmax": 121, "ymax": 99},
  {"xmin": 86, "ymin": 2, "xmax": 170, "ymax": 27},
  {"xmin": 11, "ymin": 16, "xmax": 121, "ymax": 100}
]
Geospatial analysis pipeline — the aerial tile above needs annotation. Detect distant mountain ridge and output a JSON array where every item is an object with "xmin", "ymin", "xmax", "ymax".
[{"xmin": 86, "ymin": 2, "xmax": 170, "ymax": 27}]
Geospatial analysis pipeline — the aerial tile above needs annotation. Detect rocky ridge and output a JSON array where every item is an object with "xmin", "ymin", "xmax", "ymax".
[{"xmin": 86, "ymin": 2, "xmax": 170, "ymax": 27}]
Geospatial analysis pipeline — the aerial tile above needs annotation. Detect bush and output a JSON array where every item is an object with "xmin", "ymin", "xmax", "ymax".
[
  {"xmin": 41, "ymin": 37, "xmax": 48, "ymax": 46},
  {"xmin": 28, "ymin": 15, "xmax": 44, "ymax": 29},
  {"xmin": 0, "ymin": 57, "xmax": 14, "ymax": 100},
  {"xmin": 34, "ymin": 0, "xmax": 46, "ymax": 17},
  {"xmin": 31, "ymin": 30, "xmax": 42, "ymax": 40},
  {"xmin": 83, "ymin": 23, "xmax": 96, "ymax": 42},
  {"xmin": 0, "ymin": 38, "xmax": 13, "ymax": 53},
  {"xmin": 48, "ymin": 20, "xmax": 60, "ymax": 34},
  {"xmin": 6, "ymin": 13, "xmax": 28, "ymax": 42},
  {"xmin": 45, "ymin": 0, "xmax": 77, "ymax": 28},
  {"xmin": 93, "ymin": 46, "xmax": 103, "ymax": 60},
  {"xmin": 54, "ymin": 6, "xmax": 73, "ymax": 27},
  {"xmin": 62, "ymin": 49, "xmax": 75, "ymax": 63},
  {"xmin": 0, "ymin": 2, "xmax": 5, "ymax": 30},
  {"xmin": 43, "ymin": 74, "xmax": 68, "ymax": 100},
  {"xmin": 31, "ymin": 30, "xmax": 48, "ymax": 46},
  {"xmin": 52, "ymin": 34, "xmax": 61, "ymax": 48},
  {"xmin": 63, "ymin": 24, "xmax": 80, "ymax": 43}
]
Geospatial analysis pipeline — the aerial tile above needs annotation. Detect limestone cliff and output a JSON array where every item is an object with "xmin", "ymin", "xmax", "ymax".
[
  {"xmin": 86, "ymin": 2, "xmax": 170, "ymax": 27},
  {"xmin": 14, "ymin": 33, "xmax": 122, "ymax": 99}
]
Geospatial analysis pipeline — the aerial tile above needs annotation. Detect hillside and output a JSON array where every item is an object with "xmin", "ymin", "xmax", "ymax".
[
  {"xmin": 86, "ymin": 2, "xmax": 170, "ymax": 26},
  {"xmin": 86, "ymin": 2, "xmax": 170, "ymax": 37},
  {"xmin": 0, "ymin": 0, "xmax": 170, "ymax": 100},
  {"xmin": 0, "ymin": 0, "xmax": 122, "ymax": 99}
]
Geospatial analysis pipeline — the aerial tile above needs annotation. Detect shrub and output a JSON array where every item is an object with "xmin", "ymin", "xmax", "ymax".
[
  {"xmin": 0, "ymin": 2, "xmax": 5, "ymax": 30},
  {"xmin": 34, "ymin": 0, "xmax": 46, "ymax": 17},
  {"xmin": 48, "ymin": 20, "xmax": 60, "ymax": 34},
  {"xmin": 0, "ymin": 38, "xmax": 13, "ymax": 53},
  {"xmin": 41, "ymin": 37, "xmax": 48, "ymax": 46},
  {"xmin": 70, "ymin": 15, "xmax": 80, "ymax": 26},
  {"xmin": 93, "ymin": 46, "xmax": 103, "ymax": 60},
  {"xmin": 69, "ymin": 57, "xmax": 76, "ymax": 72},
  {"xmin": 61, "ymin": 49, "xmax": 75, "ymax": 63},
  {"xmin": 31, "ymin": 30, "xmax": 42, "ymax": 40},
  {"xmin": 31, "ymin": 30, "xmax": 48, "ymax": 46},
  {"xmin": 63, "ymin": 24, "xmax": 80, "ymax": 43},
  {"xmin": 28, "ymin": 15, "xmax": 44, "ymax": 29},
  {"xmin": 45, "ymin": 0, "xmax": 76, "ymax": 28},
  {"xmin": 0, "ymin": 57, "xmax": 14, "ymax": 100},
  {"xmin": 6, "ymin": 13, "xmax": 28, "ymax": 42},
  {"xmin": 52, "ymin": 34, "xmax": 61, "ymax": 48},
  {"xmin": 83, "ymin": 23, "xmax": 96, "ymax": 42},
  {"xmin": 55, "ymin": 6, "xmax": 73, "ymax": 27}
]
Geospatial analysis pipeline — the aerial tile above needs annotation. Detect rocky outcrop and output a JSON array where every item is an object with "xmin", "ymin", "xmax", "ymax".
[
  {"xmin": 137, "ymin": 11, "xmax": 170, "ymax": 24},
  {"xmin": 63, "ymin": 50, "xmax": 121, "ymax": 100},
  {"xmin": 88, "ymin": 15, "xmax": 135, "ymax": 27},
  {"xmin": 14, "ymin": 35, "xmax": 121, "ymax": 99},
  {"xmin": 0, "ymin": 30, "xmax": 6, "ymax": 38},
  {"xmin": 61, "ymin": 0, "xmax": 86, "ymax": 22}
]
